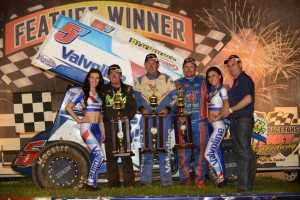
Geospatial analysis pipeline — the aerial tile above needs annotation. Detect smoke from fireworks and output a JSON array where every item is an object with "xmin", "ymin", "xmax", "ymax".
[{"xmin": 196, "ymin": 0, "xmax": 300, "ymax": 108}]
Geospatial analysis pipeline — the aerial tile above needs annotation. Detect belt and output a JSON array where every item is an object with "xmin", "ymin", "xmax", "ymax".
[
  {"xmin": 192, "ymin": 118, "xmax": 208, "ymax": 123},
  {"xmin": 229, "ymin": 117, "xmax": 251, "ymax": 121}
]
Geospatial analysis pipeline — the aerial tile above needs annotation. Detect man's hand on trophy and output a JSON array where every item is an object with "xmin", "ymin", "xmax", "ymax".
[
  {"xmin": 179, "ymin": 116, "xmax": 186, "ymax": 123},
  {"xmin": 141, "ymin": 108, "xmax": 149, "ymax": 115},
  {"xmin": 122, "ymin": 116, "xmax": 128, "ymax": 120},
  {"xmin": 159, "ymin": 108, "xmax": 169, "ymax": 117}
]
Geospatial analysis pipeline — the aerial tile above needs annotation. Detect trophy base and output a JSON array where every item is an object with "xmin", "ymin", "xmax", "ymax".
[
  {"xmin": 173, "ymin": 143, "xmax": 195, "ymax": 149},
  {"xmin": 113, "ymin": 151, "xmax": 135, "ymax": 157},
  {"xmin": 142, "ymin": 148, "xmax": 166, "ymax": 154}
]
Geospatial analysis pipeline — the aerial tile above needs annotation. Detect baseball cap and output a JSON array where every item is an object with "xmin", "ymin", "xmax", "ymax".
[
  {"xmin": 224, "ymin": 55, "xmax": 241, "ymax": 64},
  {"xmin": 145, "ymin": 53, "xmax": 159, "ymax": 63},
  {"xmin": 183, "ymin": 57, "xmax": 197, "ymax": 67},
  {"xmin": 108, "ymin": 64, "xmax": 122, "ymax": 74}
]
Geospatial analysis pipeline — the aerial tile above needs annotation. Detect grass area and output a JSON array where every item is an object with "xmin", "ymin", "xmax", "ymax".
[{"xmin": 0, "ymin": 176, "xmax": 300, "ymax": 197}]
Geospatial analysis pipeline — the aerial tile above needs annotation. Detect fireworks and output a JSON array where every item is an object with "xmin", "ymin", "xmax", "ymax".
[{"xmin": 196, "ymin": 0, "xmax": 300, "ymax": 108}]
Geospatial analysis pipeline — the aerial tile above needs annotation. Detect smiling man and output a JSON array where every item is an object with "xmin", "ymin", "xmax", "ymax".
[
  {"xmin": 221, "ymin": 55, "xmax": 255, "ymax": 193},
  {"xmin": 134, "ymin": 53, "xmax": 177, "ymax": 186},
  {"xmin": 103, "ymin": 64, "xmax": 137, "ymax": 188},
  {"xmin": 174, "ymin": 57, "xmax": 209, "ymax": 189}
]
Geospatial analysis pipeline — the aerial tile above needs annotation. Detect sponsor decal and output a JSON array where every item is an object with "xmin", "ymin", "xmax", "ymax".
[
  {"xmin": 90, "ymin": 19, "xmax": 115, "ymax": 33},
  {"xmin": 159, "ymin": 58, "xmax": 178, "ymax": 70},
  {"xmin": 206, "ymin": 128, "xmax": 225, "ymax": 167},
  {"xmin": 59, "ymin": 46, "xmax": 101, "ymax": 69},
  {"xmin": 129, "ymin": 37, "xmax": 177, "ymax": 62},
  {"xmin": 254, "ymin": 143, "xmax": 298, "ymax": 156},
  {"xmin": 37, "ymin": 54, "xmax": 56, "ymax": 68},
  {"xmin": 15, "ymin": 140, "xmax": 47, "ymax": 166},
  {"xmin": 268, "ymin": 126, "xmax": 299, "ymax": 134},
  {"xmin": 252, "ymin": 118, "xmax": 267, "ymax": 142}
]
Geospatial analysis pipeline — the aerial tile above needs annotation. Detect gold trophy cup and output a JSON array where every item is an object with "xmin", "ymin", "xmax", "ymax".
[
  {"xmin": 143, "ymin": 86, "xmax": 165, "ymax": 154},
  {"xmin": 175, "ymin": 87, "xmax": 186, "ymax": 115},
  {"xmin": 173, "ymin": 87, "xmax": 195, "ymax": 149},
  {"xmin": 111, "ymin": 91, "xmax": 134, "ymax": 157}
]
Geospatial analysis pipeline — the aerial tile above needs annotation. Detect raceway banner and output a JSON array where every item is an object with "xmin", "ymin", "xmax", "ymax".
[{"xmin": 31, "ymin": 13, "xmax": 184, "ymax": 86}]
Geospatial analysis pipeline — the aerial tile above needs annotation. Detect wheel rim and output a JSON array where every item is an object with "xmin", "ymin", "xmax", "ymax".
[{"xmin": 48, "ymin": 156, "xmax": 78, "ymax": 187}]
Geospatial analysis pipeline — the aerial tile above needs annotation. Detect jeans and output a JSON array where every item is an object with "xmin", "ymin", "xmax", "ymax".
[
  {"xmin": 104, "ymin": 122, "xmax": 135, "ymax": 188},
  {"xmin": 140, "ymin": 115, "xmax": 173, "ymax": 186},
  {"xmin": 230, "ymin": 117, "xmax": 254, "ymax": 191}
]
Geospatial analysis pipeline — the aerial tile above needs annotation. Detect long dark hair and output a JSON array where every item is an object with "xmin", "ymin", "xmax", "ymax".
[
  {"xmin": 206, "ymin": 66, "xmax": 223, "ymax": 90},
  {"xmin": 82, "ymin": 69, "xmax": 106, "ymax": 106}
]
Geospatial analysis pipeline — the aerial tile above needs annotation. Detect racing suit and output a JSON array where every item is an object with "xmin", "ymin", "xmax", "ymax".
[
  {"xmin": 71, "ymin": 90, "xmax": 105, "ymax": 187},
  {"xmin": 103, "ymin": 82, "xmax": 137, "ymax": 188},
  {"xmin": 205, "ymin": 86, "xmax": 227, "ymax": 180},
  {"xmin": 175, "ymin": 75, "xmax": 208, "ymax": 185},
  {"xmin": 134, "ymin": 72, "xmax": 177, "ymax": 186}
]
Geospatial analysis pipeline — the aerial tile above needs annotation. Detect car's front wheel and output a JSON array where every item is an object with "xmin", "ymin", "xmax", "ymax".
[{"xmin": 32, "ymin": 141, "xmax": 90, "ymax": 189}]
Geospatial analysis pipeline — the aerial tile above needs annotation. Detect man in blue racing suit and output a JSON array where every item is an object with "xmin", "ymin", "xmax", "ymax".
[
  {"xmin": 134, "ymin": 53, "xmax": 177, "ymax": 186},
  {"xmin": 175, "ymin": 57, "xmax": 209, "ymax": 188}
]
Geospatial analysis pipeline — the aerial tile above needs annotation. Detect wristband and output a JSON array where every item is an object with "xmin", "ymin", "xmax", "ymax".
[{"xmin": 228, "ymin": 108, "xmax": 233, "ymax": 114}]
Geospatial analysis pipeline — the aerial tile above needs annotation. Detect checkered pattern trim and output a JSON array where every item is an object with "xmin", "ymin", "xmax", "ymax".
[
  {"xmin": 193, "ymin": 29, "xmax": 229, "ymax": 69},
  {"xmin": 268, "ymin": 112, "xmax": 296, "ymax": 126},
  {"xmin": 148, "ymin": 2, "xmax": 231, "ymax": 71},
  {"xmin": 13, "ymin": 92, "xmax": 53, "ymax": 133}
]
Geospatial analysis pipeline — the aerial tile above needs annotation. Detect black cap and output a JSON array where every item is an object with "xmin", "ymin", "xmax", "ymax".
[
  {"xmin": 108, "ymin": 64, "xmax": 122, "ymax": 74},
  {"xmin": 224, "ymin": 55, "xmax": 241, "ymax": 64},
  {"xmin": 183, "ymin": 57, "xmax": 197, "ymax": 67},
  {"xmin": 145, "ymin": 53, "xmax": 159, "ymax": 63}
]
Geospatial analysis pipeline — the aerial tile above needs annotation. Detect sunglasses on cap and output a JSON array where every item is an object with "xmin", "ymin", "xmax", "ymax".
[
  {"xmin": 145, "ymin": 54, "xmax": 159, "ymax": 62},
  {"xmin": 183, "ymin": 57, "xmax": 197, "ymax": 66},
  {"xmin": 108, "ymin": 64, "xmax": 122, "ymax": 74},
  {"xmin": 224, "ymin": 55, "xmax": 241, "ymax": 64}
]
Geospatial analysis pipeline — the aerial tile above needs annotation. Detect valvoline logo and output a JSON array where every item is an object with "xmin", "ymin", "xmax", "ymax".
[
  {"xmin": 61, "ymin": 46, "xmax": 101, "ymax": 69},
  {"xmin": 159, "ymin": 58, "xmax": 178, "ymax": 71},
  {"xmin": 57, "ymin": 46, "xmax": 126, "ymax": 82}
]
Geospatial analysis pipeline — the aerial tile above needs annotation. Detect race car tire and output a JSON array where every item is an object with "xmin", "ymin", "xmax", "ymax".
[{"xmin": 32, "ymin": 141, "xmax": 90, "ymax": 189}]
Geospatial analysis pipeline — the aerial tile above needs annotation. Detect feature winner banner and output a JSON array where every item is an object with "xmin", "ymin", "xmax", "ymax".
[
  {"xmin": 80, "ymin": 10, "xmax": 184, "ymax": 81},
  {"xmin": 32, "ymin": 14, "xmax": 184, "ymax": 86}
]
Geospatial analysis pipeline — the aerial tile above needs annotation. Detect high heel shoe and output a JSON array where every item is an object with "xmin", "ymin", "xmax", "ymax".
[
  {"xmin": 217, "ymin": 178, "xmax": 227, "ymax": 188},
  {"xmin": 85, "ymin": 184, "xmax": 99, "ymax": 191}
]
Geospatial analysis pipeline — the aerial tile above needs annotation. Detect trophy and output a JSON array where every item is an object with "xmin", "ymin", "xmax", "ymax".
[
  {"xmin": 173, "ymin": 87, "xmax": 195, "ymax": 149},
  {"xmin": 110, "ymin": 91, "xmax": 134, "ymax": 157},
  {"xmin": 143, "ymin": 86, "xmax": 166, "ymax": 154}
]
